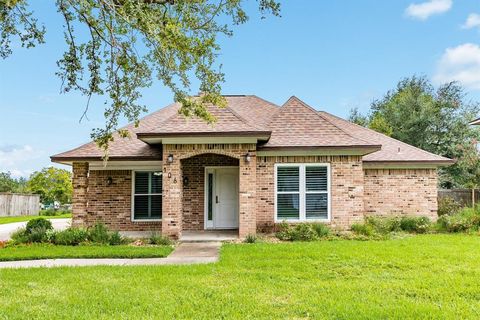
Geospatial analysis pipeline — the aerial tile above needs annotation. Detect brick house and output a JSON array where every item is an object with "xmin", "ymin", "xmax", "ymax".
[{"xmin": 51, "ymin": 95, "xmax": 453, "ymax": 239}]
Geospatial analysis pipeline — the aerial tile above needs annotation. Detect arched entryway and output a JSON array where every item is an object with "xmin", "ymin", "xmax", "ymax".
[{"xmin": 181, "ymin": 153, "xmax": 240, "ymax": 233}]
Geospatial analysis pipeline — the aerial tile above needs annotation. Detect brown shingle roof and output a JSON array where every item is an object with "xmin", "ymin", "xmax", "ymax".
[
  {"xmin": 51, "ymin": 94, "xmax": 452, "ymax": 165},
  {"xmin": 259, "ymin": 96, "xmax": 379, "ymax": 150},
  {"xmin": 319, "ymin": 111, "xmax": 453, "ymax": 164}
]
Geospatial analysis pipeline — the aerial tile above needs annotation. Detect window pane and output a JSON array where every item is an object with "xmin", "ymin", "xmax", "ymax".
[
  {"xmin": 277, "ymin": 193, "xmax": 300, "ymax": 220},
  {"xmin": 134, "ymin": 195, "xmax": 149, "ymax": 219},
  {"xmin": 207, "ymin": 173, "xmax": 213, "ymax": 221},
  {"xmin": 135, "ymin": 172, "xmax": 149, "ymax": 194},
  {"xmin": 150, "ymin": 195, "xmax": 162, "ymax": 219},
  {"xmin": 306, "ymin": 166, "xmax": 328, "ymax": 191},
  {"xmin": 306, "ymin": 193, "xmax": 328, "ymax": 219},
  {"xmin": 277, "ymin": 167, "xmax": 299, "ymax": 192},
  {"xmin": 151, "ymin": 172, "xmax": 162, "ymax": 193}
]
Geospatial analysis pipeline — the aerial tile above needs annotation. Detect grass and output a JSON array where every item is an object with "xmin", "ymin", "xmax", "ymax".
[
  {"xmin": 0, "ymin": 234, "xmax": 479, "ymax": 319},
  {"xmin": 0, "ymin": 244, "xmax": 173, "ymax": 261},
  {"xmin": 0, "ymin": 214, "xmax": 71, "ymax": 225}
]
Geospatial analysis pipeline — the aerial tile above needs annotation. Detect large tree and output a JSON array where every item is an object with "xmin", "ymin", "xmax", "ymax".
[
  {"xmin": 348, "ymin": 76, "xmax": 480, "ymax": 188},
  {"xmin": 0, "ymin": 172, "xmax": 27, "ymax": 193},
  {"xmin": 26, "ymin": 167, "xmax": 72, "ymax": 204},
  {"xmin": 0, "ymin": 0, "xmax": 280, "ymax": 155}
]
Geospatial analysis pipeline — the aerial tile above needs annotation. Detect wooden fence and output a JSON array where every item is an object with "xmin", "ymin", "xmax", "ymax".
[
  {"xmin": 0, "ymin": 193, "xmax": 40, "ymax": 217},
  {"xmin": 438, "ymin": 189, "xmax": 480, "ymax": 208}
]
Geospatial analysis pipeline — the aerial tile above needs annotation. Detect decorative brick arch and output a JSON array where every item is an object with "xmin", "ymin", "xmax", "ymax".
[{"xmin": 161, "ymin": 143, "xmax": 257, "ymax": 239}]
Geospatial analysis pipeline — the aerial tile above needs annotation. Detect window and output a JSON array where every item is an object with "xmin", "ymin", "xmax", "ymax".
[
  {"xmin": 275, "ymin": 164, "xmax": 330, "ymax": 221},
  {"xmin": 133, "ymin": 171, "xmax": 162, "ymax": 220}
]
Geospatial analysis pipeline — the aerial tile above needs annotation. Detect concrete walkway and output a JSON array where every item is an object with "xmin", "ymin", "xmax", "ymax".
[
  {"xmin": 0, "ymin": 218, "xmax": 71, "ymax": 241},
  {"xmin": 0, "ymin": 242, "xmax": 221, "ymax": 269}
]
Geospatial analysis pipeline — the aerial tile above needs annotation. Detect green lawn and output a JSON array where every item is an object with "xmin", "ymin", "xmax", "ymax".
[
  {"xmin": 0, "ymin": 244, "xmax": 173, "ymax": 261},
  {"xmin": 0, "ymin": 235, "xmax": 479, "ymax": 319},
  {"xmin": 0, "ymin": 214, "xmax": 72, "ymax": 225}
]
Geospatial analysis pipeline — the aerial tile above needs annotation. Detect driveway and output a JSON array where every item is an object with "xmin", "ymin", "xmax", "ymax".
[{"xmin": 0, "ymin": 219, "xmax": 71, "ymax": 241}]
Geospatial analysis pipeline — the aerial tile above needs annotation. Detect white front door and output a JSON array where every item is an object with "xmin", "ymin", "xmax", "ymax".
[{"xmin": 205, "ymin": 167, "xmax": 239, "ymax": 229}]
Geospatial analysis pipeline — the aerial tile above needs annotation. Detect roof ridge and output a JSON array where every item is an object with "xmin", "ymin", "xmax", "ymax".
[
  {"xmin": 226, "ymin": 102, "xmax": 269, "ymax": 131},
  {"xmin": 248, "ymin": 95, "xmax": 281, "ymax": 108},
  {"xmin": 319, "ymin": 111, "xmax": 451, "ymax": 160},
  {"xmin": 284, "ymin": 96, "xmax": 373, "ymax": 146}
]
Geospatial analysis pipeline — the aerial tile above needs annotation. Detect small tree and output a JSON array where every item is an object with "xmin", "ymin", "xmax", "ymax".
[{"xmin": 27, "ymin": 167, "xmax": 72, "ymax": 205}]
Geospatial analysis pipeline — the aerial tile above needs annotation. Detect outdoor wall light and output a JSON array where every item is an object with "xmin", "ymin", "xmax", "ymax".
[
  {"xmin": 245, "ymin": 152, "xmax": 252, "ymax": 163},
  {"xmin": 183, "ymin": 176, "xmax": 189, "ymax": 186},
  {"xmin": 167, "ymin": 154, "xmax": 174, "ymax": 163},
  {"xmin": 106, "ymin": 177, "xmax": 113, "ymax": 186}
]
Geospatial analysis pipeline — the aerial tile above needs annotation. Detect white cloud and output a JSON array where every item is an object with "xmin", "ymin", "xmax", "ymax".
[
  {"xmin": 462, "ymin": 13, "xmax": 480, "ymax": 30},
  {"xmin": 0, "ymin": 145, "xmax": 40, "ymax": 178},
  {"xmin": 405, "ymin": 0, "xmax": 452, "ymax": 20},
  {"xmin": 433, "ymin": 43, "xmax": 480, "ymax": 90}
]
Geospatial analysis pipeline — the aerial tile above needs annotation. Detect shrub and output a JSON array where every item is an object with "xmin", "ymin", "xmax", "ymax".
[
  {"xmin": 148, "ymin": 232, "xmax": 172, "ymax": 245},
  {"xmin": 365, "ymin": 216, "xmax": 401, "ymax": 234},
  {"xmin": 275, "ymin": 223, "xmax": 319, "ymax": 241},
  {"xmin": 87, "ymin": 223, "xmax": 111, "ymax": 244},
  {"xmin": 244, "ymin": 234, "xmax": 257, "ymax": 243},
  {"xmin": 109, "ymin": 231, "xmax": 126, "ymax": 245},
  {"xmin": 399, "ymin": 216, "xmax": 431, "ymax": 234},
  {"xmin": 54, "ymin": 228, "xmax": 88, "ymax": 246},
  {"xmin": 26, "ymin": 218, "xmax": 53, "ymax": 234},
  {"xmin": 311, "ymin": 223, "xmax": 331, "ymax": 238},
  {"xmin": 351, "ymin": 223, "xmax": 375, "ymax": 236},
  {"xmin": 436, "ymin": 207, "xmax": 480, "ymax": 233},
  {"xmin": 10, "ymin": 228, "xmax": 29, "ymax": 244},
  {"xmin": 437, "ymin": 197, "xmax": 461, "ymax": 216}
]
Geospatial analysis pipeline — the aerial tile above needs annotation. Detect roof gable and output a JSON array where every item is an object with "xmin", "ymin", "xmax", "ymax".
[{"xmin": 260, "ymin": 96, "xmax": 377, "ymax": 149}]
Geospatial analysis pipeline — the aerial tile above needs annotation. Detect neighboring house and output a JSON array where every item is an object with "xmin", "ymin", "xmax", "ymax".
[{"xmin": 51, "ymin": 95, "xmax": 453, "ymax": 239}]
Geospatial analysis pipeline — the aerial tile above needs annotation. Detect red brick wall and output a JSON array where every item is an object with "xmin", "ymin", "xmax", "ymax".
[
  {"xmin": 256, "ymin": 155, "xmax": 365, "ymax": 231},
  {"xmin": 364, "ymin": 168, "xmax": 438, "ymax": 219},
  {"xmin": 84, "ymin": 170, "xmax": 162, "ymax": 231},
  {"xmin": 181, "ymin": 154, "xmax": 239, "ymax": 231}
]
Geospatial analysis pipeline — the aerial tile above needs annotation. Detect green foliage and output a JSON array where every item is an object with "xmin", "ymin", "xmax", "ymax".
[
  {"xmin": 53, "ymin": 228, "xmax": 88, "ymax": 246},
  {"xmin": 244, "ymin": 234, "xmax": 258, "ymax": 243},
  {"xmin": 0, "ymin": 0, "xmax": 281, "ymax": 156},
  {"xmin": 0, "ymin": 171, "xmax": 27, "ymax": 193},
  {"xmin": 275, "ymin": 222, "xmax": 319, "ymax": 241},
  {"xmin": 40, "ymin": 209, "xmax": 71, "ymax": 216},
  {"xmin": 399, "ymin": 216, "xmax": 431, "ymax": 234},
  {"xmin": 438, "ymin": 197, "xmax": 462, "ymax": 216},
  {"xmin": 108, "ymin": 231, "xmax": 127, "ymax": 246},
  {"xmin": 27, "ymin": 167, "xmax": 72, "ymax": 204},
  {"xmin": 87, "ymin": 223, "xmax": 111, "ymax": 244},
  {"xmin": 351, "ymin": 76, "xmax": 480, "ymax": 188},
  {"xmin": 310, "ymin": 223, "xmax": 331, "ymax": 238},
  {"xmin": 351, "ymin": 223, "xmax": 375, "ymax": 237},
  {"xmin": 10, "ymin": 228, "xmax": 29, "ymax": 244},
  {"xmin": 148, "ymin": 232, "xmax": 172, "ymax": 246},
  {"xmin": 436, "ymin": 207, "xmax": 480, "ymax": 233},
  {"xmin": 26, "ymin": 218, "xmax": 53, "ymax": 234}
]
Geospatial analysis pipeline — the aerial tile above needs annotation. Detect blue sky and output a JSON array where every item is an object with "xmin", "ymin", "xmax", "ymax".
[{"xmin": 1, "ymin": 0, "xmax": 480, "ymax": 177}]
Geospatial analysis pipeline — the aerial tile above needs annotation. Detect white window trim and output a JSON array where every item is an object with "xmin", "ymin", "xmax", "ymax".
[
  {"xmin": 274, "ymin": 163, "xmax": 331, "ymax": 223},
  {"xmin": 131, "ymin": 171, "xmax": 163, "ymax": 222}
]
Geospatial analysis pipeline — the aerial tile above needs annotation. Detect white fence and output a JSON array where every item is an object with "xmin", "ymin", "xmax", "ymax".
[{"xmin": 0, "ymin": 193, "xmax": 40, "ymax": 217}]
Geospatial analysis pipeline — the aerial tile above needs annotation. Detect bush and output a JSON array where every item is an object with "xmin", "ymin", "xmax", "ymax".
[
  {"xmin": 109, "ymin": 231, "xmax": 126, "ymax": 245},
  {"xmin": 436, "ymin": 207, "xmax": 480, "ymax": 233},
  {"xmin": 399, "ymin": 216, "xmax": 431, "ymax": 234},
  {"xmin": 244, "ymin": 234, "xmax": 257, "ymax": 243},
  {"xmin": 275, "ymin": 222, "xmax": 318, "ymax": 241},
  {"xmin": 54, "ymin": 228, "xmax": 88, "ymax": 246},
  {"xmin": 10, "ymin": 228, "xmax": 29, "ymax": 244},
  {"xmin": 365, "ymin": 216, "xmax": 401, "ymax": 234},
  {"xmin": 437, "ymin": 197, "xmax": 461, "ymax": 216},
  {"xmin": 351, "ymin": 223, "xmax": 375, "ymax": 236},
  {"xmin": 311, "ymin": 223, "xmax": 331, "ymax": 238},
  {"xmin": 26, "ymin": 218, "xmax": 53, "ymax": 234},
  {"xmin": 87, "ymin": 223, "xmax": 111, "ymax": 244},
  {"xmin": 148, "ymin": 233, "xmax": 172, "ymax": 245}
]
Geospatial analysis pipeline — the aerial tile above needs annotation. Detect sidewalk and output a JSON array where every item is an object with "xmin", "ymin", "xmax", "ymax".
[
  {"xmin": 0, "ymin": 218, "xmax": 70, "ymax": 241},
  {"xmin": 0, "ymin": 242, "xmax": 221, "ymax": 269}
]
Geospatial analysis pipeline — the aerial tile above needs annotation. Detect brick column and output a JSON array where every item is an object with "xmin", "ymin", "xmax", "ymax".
[
  {"xmin": 72, "ymin": 162, "xmax": 89, "ymax": 227},
  {"xmin": 239, "ymin": 151, "xmax": 257, "ymax": 238},
  {"xmin": 162, "ymin": 148, "xmax": 183, "ymax": 239}
]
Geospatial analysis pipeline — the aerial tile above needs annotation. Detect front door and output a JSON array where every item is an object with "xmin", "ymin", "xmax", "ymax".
[{"xmin": 205, "ymin": 167, "xmax": 239, "ymax": 229}]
